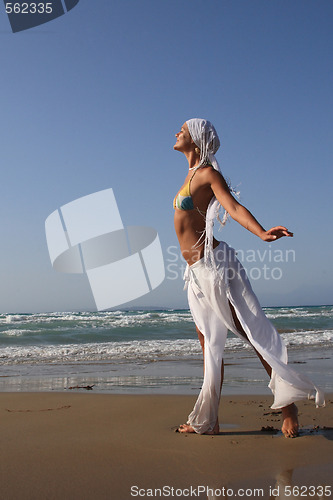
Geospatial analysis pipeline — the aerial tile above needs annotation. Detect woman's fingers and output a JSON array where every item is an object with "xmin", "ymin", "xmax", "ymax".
[{"xmin": 263, "ymin": 227, "xmax": 293, "ymax": 241}]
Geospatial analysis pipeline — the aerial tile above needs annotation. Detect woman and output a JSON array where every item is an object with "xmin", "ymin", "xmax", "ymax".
[{"xmin": 173, "ymin": 118, "xmax": 324, "ymax": 437}]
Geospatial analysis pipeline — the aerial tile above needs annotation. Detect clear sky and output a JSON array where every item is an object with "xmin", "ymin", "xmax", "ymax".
[{"xmin": 0, "ymin": 0, "xmax": 332, "ymax": 312}]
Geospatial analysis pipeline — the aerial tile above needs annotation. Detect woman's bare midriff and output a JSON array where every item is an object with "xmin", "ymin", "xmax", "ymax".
[{"xmin": 174, "ymin": 208, "xmax": 218, "ymax": 266}]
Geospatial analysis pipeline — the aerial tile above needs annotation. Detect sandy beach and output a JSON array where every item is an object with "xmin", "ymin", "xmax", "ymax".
[{"xmin": 0, "ymin": 392, "xmax": 332, "ymax": 499}]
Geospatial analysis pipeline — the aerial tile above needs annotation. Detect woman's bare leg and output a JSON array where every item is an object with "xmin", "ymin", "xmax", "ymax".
[
  {"xmin": 228, "ymin": 301, "xmax": 299, "ymax": 438},
  {"xmin": 178, "ymin": 326, "xmax": 223, "ymax": 434}
]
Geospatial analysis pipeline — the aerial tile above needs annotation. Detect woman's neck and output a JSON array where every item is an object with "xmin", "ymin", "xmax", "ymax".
[{"xmin": 184, "ymin": 150, "xmax": 200, "ymax": 170}]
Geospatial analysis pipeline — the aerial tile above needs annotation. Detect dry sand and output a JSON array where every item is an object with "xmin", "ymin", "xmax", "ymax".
[{"xmin": 0, "ymin": 392, "xmax": 332, "ymax": 499}]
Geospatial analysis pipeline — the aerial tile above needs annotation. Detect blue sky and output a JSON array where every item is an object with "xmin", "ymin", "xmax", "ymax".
[{"xmin": 0, "ymin": 0, "xmax": 332, "ymax": 312}]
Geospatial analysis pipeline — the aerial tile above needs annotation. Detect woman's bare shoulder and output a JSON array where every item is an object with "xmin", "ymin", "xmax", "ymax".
[{"xmin": 197, "ymin": 165, "xmax": 227, "ymax": 186}]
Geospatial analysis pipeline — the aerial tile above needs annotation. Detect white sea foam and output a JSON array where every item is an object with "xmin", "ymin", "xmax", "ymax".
[
  {"xmin": 0, "ymin": 339, "xmax": 202, "ymax": 365},
  {"xmin": 266, "ymin": 307, "xmax": 333, "ymax": 319},
  {"xmin": 1, "ymin": 329, "xmax": 332, "ymax": 366},
  {"xmin": 1, "ymin": 308, "xmax": 332, "ymax": 370},
  {"xmin": 1, "ymin": 307, "xmax": 332, "ymax": 328},
  {"xmin": 2, "ymin": 307, "xmax": 332, "ymax": 327},
  {"xmin": 0, "ymin": 310, "xmax": 193, "ymax": 328},
  {"xmin": 281, "ymin": 330, "xmax": 333, "ymax": 347},
  {"xmin": 1, "ymin": 329, "xmax": 27, "ymax": 337},
  {"xmin": 3, "ymin": 314, "xmax": 28, "ymax": 323}
]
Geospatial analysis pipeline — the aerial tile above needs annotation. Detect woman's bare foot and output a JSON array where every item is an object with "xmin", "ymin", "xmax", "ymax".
[
  {"xmin": 281, "ymin": 403, "xmax": 299, "ymax": 438},
  {"xmin": 211, "ymin": 419, "xmax": 220, "ymax": 434},
  {"xmin": 177, "ymin": 423, "xmax": 196, "ymax": 433},
  {"xmin": 177, "ymin": 419, "xmax": 220, "ymax": 435}
]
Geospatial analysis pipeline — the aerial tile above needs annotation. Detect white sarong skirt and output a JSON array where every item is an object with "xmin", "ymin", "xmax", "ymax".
[{"xmin": 184, "ymin": 241, "xmax": 324, "ymax": 434}]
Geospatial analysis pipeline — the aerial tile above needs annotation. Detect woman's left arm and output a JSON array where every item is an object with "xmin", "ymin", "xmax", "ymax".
[{"xmin": 208, "ymin": 169, "xmax": 293, "ymax": 242}]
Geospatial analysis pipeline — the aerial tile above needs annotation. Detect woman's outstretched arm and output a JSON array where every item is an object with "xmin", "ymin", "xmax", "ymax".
[{"xmin": 206, "ymin": 169, "xmax": 293, "ymax": 242}]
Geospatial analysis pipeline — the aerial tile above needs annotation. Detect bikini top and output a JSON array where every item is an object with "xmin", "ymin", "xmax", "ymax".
[{"xmin": 173, "ymin": 167, "xmax": 199, "ymax": 211}]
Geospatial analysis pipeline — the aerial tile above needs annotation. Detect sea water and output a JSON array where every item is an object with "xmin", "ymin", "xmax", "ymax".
[{"xmin": 0, "ymin": 306, "xmax": 332, "ymax": 394}]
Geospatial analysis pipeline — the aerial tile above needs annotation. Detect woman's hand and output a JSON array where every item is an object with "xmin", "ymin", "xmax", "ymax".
[{"xmin": 261, "ymin": 226, "xmax": 293, "ymax": 242}]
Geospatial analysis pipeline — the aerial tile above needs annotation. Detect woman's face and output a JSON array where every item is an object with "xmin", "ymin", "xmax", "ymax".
[{"xmin": 173, "ymin": 122, "xmax": 194, "ymax": 153}]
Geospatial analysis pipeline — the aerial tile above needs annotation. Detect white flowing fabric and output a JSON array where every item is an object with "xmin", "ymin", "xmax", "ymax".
[{"xmin": 184, "ymin": 242, "xmax": 325, "ymax": 434}]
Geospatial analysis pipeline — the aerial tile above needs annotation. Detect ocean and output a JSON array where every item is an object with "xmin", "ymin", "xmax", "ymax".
[{"xmin": 0, "ymin": 306, "xmax": 332, "ymax": 395}]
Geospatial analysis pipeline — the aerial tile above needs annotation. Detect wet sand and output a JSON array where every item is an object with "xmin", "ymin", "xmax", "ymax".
[{"xmin": 0, "ymin": 393, "xmax": 332, "ymax": 499}]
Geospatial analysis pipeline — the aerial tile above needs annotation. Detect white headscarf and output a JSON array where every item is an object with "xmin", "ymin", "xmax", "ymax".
[
  {"xmin": 186, "ymin": 118, "xmax": 220, "ymax": 168},
  {"xmin": 186, "ymin": 118, "xmax": 239, "ymax": 275}
]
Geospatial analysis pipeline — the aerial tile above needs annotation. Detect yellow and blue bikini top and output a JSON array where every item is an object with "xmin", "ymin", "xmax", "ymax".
[{"xmin": 173, "ymin": 166, "xmax": 200, "ymax": 211}]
